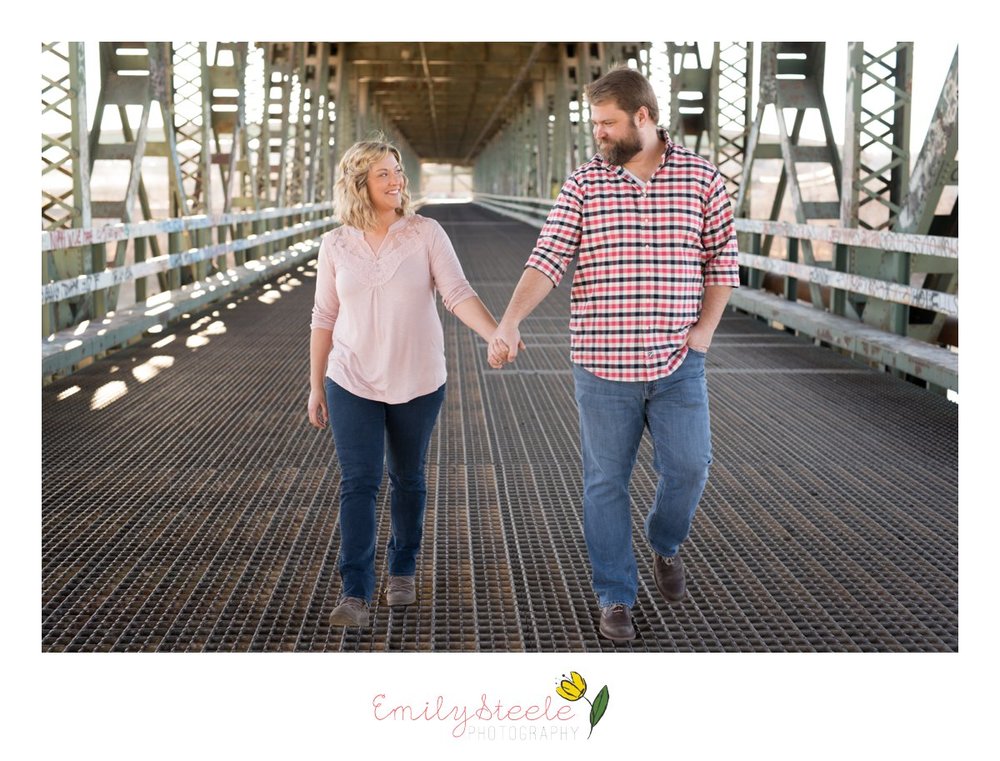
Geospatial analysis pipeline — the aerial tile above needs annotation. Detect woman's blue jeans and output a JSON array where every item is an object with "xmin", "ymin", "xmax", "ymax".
[
  {"xmin": 324, "ymin": 378, "xmax": 445, "ymax": 603},
  {"xmin": 572, "ymin": 351, "xmax": 712, "ymax": 608}
]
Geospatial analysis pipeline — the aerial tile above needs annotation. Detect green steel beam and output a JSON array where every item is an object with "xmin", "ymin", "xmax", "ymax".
[
  {"xmin": 897, "ymin": 48, "xmax": 958, "ymax": 237},
  {"xmin": 739, "ymin": 42, "xmax": 844, "ymax": 309},
  {"xmin": 842, "ymin": 42, "xmax": 914, "ymax": 335},
  {"xmin": 41, "ymin": 42, "xmax": 92, "ymax": 335},
  {"xmin": 898, "ymin": 46, "xmax": 958, "ymax": 345},
  {"xmin": 716, "ymin": 42, "xmax": 753, "ymax": 214},
  {"xmin": 42, "ymin": 41, "xmax": 959, "ymax": 385}
]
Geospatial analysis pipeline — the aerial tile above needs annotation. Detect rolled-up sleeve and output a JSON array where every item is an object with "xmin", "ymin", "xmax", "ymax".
[
  {"xmin": 700, "ymin": 171, "xmax": 740, "ymax": 288},
  {"xmin": 310, "ymin": 233, "xmax": 340, "ymax": 330},
  {"xmin": 524, "ymin": 176, "xmax": 584, "ymax": 288},
  {"xmin": 427, "ymin": 219, "xmax": 477, "ymax": 312}
]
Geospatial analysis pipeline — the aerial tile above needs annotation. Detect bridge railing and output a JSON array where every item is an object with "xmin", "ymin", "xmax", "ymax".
[
  {"xmin": 474, "ymin": 192, "xmax": 958, "ymax": 393},
  {"xmin": 41, "ymin": 196, "xmax": 432, "ymax": 380},
  {"xmin": 41, "ymin": 203, "xmax": 339, "ymax": 379}
]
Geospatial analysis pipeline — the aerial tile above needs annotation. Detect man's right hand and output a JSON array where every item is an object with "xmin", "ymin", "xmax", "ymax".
[{"xmin": 487, "ymin": 268, "xmax": 554, "ymax": 369}]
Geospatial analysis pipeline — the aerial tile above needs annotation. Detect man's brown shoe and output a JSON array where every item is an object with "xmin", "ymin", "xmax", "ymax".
[
  {"xmin": 599, "ymin": 604, "xmax": 636, "ymax": 641},
  {"xmin": 654, "ymin": 553, "xmax": 686, "ymax": 602},
  {"xmin": 385, "ymin": 575, "xmax": 416, "ymax": 606}
]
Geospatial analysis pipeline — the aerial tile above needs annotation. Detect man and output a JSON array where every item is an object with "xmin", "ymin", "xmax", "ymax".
[{"xmin": 488, "ymin": 67, "xmax": 739, "ymax": 642}]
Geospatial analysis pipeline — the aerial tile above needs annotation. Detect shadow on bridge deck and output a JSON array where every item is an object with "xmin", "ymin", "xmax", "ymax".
[{"xmin": 41, "ymin": 203, "xmax": 958, "ymax": 652}]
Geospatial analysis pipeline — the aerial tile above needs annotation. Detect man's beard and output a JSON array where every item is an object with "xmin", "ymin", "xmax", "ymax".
[{"xmin": 597, "ymin": 124, "xmax": 642, "ymax": 166}]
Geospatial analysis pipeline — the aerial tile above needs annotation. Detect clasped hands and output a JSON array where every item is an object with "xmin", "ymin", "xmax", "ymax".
[{"xmin": 487, "ymin": 325, "xmax": 524, "ymax": 369}]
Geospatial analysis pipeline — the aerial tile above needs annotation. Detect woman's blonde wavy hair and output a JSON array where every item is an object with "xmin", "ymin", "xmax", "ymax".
[{"xmin": 334, "ymin": 137, "xmax": 412, "ymax": 231}]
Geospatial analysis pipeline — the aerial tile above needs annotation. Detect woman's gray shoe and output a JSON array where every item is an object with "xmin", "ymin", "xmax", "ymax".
[
  {"xmin": 386, "ymin": 575, "xmax": 416, "ymax": 606},
  {"xmin": 329, "ymin": 596, "xmax": 370, "ymax": 627}
]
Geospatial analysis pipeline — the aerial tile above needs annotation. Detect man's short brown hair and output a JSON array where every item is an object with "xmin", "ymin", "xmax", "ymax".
[{"xmin": 584, "ymin": 67, "xmax": 660, "ymax": 124}]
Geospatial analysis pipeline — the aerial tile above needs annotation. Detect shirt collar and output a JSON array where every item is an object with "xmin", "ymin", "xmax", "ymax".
[
  {"xmin": 344, "ymin": 214, "xmax": 411, "ymax": 237},
  {"xmin": 656, "ymin": 127, "xmax": 674, "ymax": 166}
]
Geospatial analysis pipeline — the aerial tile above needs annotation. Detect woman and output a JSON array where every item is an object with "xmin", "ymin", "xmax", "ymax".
[{"xmin": 308, "ymin": 138, "xmax": 508, "ymax": 628}]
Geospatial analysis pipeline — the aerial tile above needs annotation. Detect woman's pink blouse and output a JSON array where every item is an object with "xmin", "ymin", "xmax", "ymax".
[{"xmin": 310, "ymin": 214, "xmax": 478, "ymax": 404}]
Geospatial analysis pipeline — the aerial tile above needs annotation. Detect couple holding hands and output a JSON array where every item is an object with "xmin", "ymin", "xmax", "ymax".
[{"xmin": 307, "ymin": 68, "xmax": 739, "ymax": 642}]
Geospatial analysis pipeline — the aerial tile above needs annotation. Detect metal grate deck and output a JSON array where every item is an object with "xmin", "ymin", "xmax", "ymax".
[{"xmin": 41, "ymin": 203, "xmax": 958, "ymax": 652}]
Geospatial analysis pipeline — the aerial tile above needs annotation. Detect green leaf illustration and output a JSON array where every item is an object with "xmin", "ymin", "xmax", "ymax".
[{"xmin": 588, "ymin": 685, "xmax": 609, "ymax": 738}]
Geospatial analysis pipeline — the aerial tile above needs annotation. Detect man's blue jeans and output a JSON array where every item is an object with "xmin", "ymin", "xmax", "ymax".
[
  {"xmin": 572, "ymin": 351, "xmax": 712, "ymax": 608},
  {"xmin": 325, "ymin": 378, "xmax": 445, "ymax": 603}
]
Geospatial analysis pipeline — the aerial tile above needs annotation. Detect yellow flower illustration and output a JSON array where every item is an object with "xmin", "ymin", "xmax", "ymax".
[
  {"xmin": 556, "ymin": 671, "xmax": 587, "ymax": 701},
  {"xmin": 554, "ymin": 671, "xmax": 609, "ymax": 739}
]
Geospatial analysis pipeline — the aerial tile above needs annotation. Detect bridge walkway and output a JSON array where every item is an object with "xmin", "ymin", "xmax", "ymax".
[{"xmin": 41, "ymin": 203, "xmax": 958, "ymax": 652}]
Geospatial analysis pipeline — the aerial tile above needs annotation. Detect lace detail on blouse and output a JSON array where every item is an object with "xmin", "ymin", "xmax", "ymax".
[{"xmin": 331, "ymin": 215, "xmax": 426, "ymax": 287}]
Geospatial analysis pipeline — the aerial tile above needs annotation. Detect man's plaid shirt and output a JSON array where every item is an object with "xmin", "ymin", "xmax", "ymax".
[{"xmin": 525, "ymin": 129, "xmax": 740, "ymax": 382}]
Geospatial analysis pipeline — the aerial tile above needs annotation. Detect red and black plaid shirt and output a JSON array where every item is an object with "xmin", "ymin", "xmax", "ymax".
[{"xmin": 525, "ymin": 129, "xmax": 740, "ymax": 382}]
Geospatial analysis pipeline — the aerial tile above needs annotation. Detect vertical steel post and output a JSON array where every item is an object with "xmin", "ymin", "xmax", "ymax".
[
  {"xmin": 667, "ymin": 42, "xmax": 711, "ymax": 154},
  {"xmin": 42, "ymin": 42, "xmax": 93, "ymax": 334},
  {"xmin": 841, "ymin": 42, "xmax": 914, "ymax": 334},
  {"xmin": 575, "ymin": 43, "xmax": 589, "ymax": 166},
  {"xmin": 334, "ymin": 45, "xmax": 356, "ymax": 182},
  {"xmin": 715, "ymin": 42, "xmax": 753, "ymax": 215},
  {"xmin": 259, "ymin": 43, "xmax": 276, "ymax": 205},
  {"xmin": 740, "ymin": 42, "xmax": 842, "ymax": 308},
  {"xmin": 897, "ymin": 46, "xmax": 958, "ymax": 344},
  {"xmin": 534, "ymin": 80, "xmax": 550, "ymax": 198},
  {"xmin": 550, "ymin": 48, "xmax": 571, "ymax": 195}
]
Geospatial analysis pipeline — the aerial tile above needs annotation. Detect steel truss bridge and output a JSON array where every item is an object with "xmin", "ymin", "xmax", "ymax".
[{"xmin": 41, "ymin": 41, "xmax": 958, "ymax": 654}]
